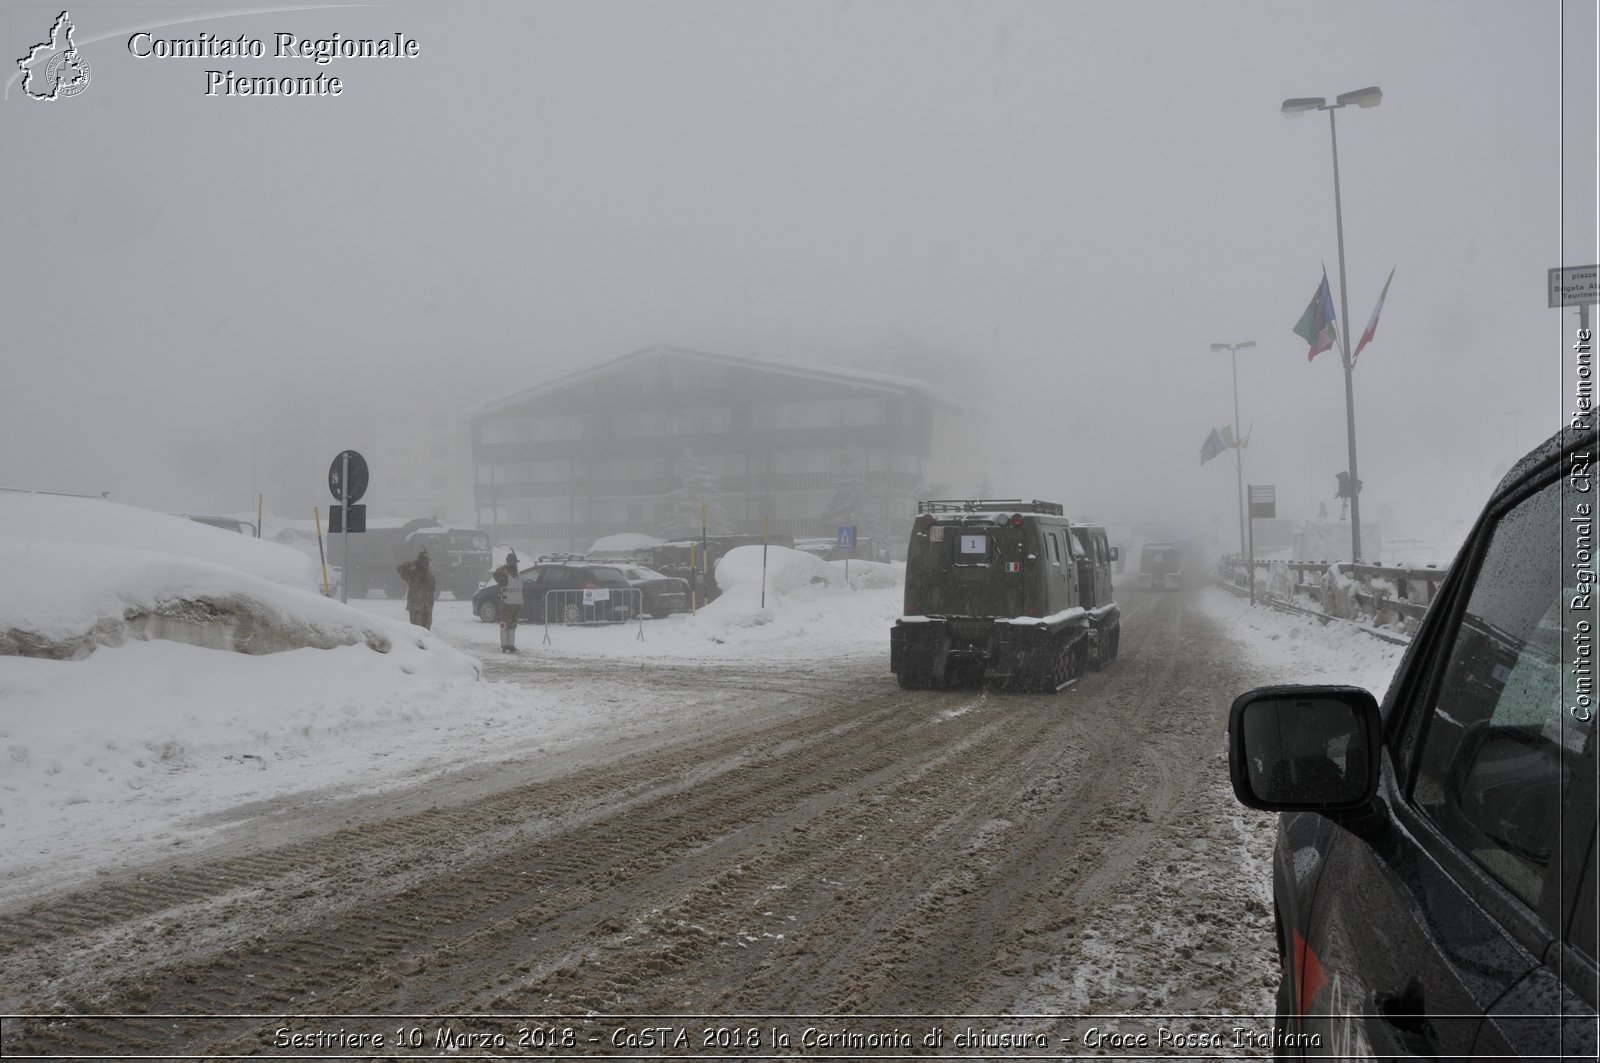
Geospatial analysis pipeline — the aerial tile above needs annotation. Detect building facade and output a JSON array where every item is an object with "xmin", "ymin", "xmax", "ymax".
[{"xmin": 468, "ymin": 345, "xmax": 959, "ymax": 555}]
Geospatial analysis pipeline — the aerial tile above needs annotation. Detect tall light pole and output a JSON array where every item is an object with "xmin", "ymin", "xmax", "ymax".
[
  {"xmin": 1283, "ymin": 85, "xmax": 1381, "ymax": 562},
  {"xmin": 1209, "ymin": 340, "xmax": 1255, "ymax": 565}
]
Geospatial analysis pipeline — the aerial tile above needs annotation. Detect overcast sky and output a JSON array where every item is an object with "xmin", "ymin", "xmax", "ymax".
[{"xmin": 3, "ymin": 0, "xmax": 1596, "ymax": 545}]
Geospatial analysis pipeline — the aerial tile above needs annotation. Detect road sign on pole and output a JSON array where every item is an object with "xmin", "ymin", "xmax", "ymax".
[
  {"xmin": 328, "ymin": 450, "xmax": 369, "ymax": 504},
  {"xmin": 328, "ymin": 450, "xmax": 369, "ymax": 604}
]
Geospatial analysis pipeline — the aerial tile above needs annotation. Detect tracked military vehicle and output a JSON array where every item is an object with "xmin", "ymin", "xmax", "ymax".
[{"xmin": 890, "ymin": 499, "xmax": 1120, "ymax": 692}]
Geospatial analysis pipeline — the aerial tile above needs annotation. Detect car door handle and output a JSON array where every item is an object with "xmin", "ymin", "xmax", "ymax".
[{"xmin": 1369, "ymin": 980, "xmax": 1440, "ymax": 1058}]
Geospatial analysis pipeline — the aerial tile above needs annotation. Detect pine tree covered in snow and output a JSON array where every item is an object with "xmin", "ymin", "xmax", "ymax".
[
  {"xmin": 659, "ymin": 449, "xmax": 733, "ymax": 540},
  {"xmin": 822, "ymin": 450, "xmax": 885, "ymax": 544}
]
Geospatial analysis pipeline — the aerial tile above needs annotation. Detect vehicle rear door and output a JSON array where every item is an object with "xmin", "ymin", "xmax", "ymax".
[{"xmin": 1298, "ymin": 469, "xmax": 1588, "ymax": 1056}]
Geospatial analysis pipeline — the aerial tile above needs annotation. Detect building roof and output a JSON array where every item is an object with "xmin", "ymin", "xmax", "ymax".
[{"xmin": 464, "ymin": 344, "xmax": 961, "ymax": 419}]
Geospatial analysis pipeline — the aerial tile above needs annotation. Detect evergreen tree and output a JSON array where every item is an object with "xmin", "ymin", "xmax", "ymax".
[
  {"xmin": 659, "ymin": 449, "xmax": 733, "ymax": 540},
  {"xmin": 822, "ymin": 450, "xmax": 886, "ymax": 545}
]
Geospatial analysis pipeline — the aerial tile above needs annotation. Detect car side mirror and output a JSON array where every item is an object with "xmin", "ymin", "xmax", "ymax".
[
  {"xmin": 1228, "ymin": 685, "xmax": 1382, "ymax": 814},
  {"xmin": 1109, "ymin": 546, "xmax": 1119, "ymax": 562}
]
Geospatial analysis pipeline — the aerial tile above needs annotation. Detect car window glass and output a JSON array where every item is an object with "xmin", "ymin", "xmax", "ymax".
[
  {"xmin": 1411, "ymin": 477, "xmax": 1589, "ymax": 908},
  {"xmin": 1048, "ymin": 534, "xmax": 1061, "ymax": 566},
  {"xmin": 591, "ymin": 567, "xmax": 625, "ymax": 581}
]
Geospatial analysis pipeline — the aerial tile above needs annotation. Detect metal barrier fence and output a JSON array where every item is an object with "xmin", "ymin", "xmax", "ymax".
[
  {"xmin": 1217, "ymin": 555, "xmax": 1451, "ymax": 641},
  {"xmin": 541, "ymin": 588, "xmax": 644, "ymax": 642}
]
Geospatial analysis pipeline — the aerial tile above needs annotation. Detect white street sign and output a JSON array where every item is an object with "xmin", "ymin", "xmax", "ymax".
[{"xmin": 1549, "ymin": 264, "xmax": 1599, "ymax": 308}]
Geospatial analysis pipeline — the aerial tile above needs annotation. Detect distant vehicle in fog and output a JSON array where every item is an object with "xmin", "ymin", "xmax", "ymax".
[
  {"xmin": 330, "ymin": 517, "xmax": 491, "ymax": 600},
  {"xmin": 1137, "ymin": 541, "xmax": 1183, "ymax": 590}
]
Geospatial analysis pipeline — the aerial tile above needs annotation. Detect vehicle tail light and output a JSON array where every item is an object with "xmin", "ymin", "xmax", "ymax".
[
  {"xmin": 583, "ymin": 582, "xmax": 596, "ymax": 589},
  {"xmin": 1027, "ymin": 606, "xmax": 1041, "ymax": 617},
  {"xmin": 920, "ymin": 513, "xmax": 934, "ymax": 528},
  {"xmin": 1011, "ymin": 513, "xmax": 1023, "ymax": 526}
]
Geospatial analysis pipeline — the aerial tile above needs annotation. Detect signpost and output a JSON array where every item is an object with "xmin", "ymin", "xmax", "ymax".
[
  {"xmin": 1549, "ymin": 263, "xmax": 1598, "ymax": 331},
  {"xmin": 838, "ymin": 525, "xmax": 857, "ymax": 584},
  {"xmin": 1246, "ymin": 485, "xmax": 1276, "ymax": 606},
  {"xmin": 328, "ymin": 450, "xmax": 368, "ymax": 604}
]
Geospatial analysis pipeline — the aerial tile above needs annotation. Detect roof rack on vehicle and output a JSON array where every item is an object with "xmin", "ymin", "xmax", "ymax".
[
  {"xmin": 536, "ymin": 552, "xmax": 590, "ymax": 563},
  {"xmin": 917, "ymin": 499, "xmax": 1065, "ymax": 516}
]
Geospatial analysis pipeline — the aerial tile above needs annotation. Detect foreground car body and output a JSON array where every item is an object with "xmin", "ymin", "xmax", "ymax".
[{"xmin": 1227, "ymin": 424, "xmax": 1597, "ymax": 1059}]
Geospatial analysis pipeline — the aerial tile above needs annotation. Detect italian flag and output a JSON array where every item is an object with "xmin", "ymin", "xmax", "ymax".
[{"xmin": 1353, "ymin": 267, "xmax": 1396, "ymax": 364}]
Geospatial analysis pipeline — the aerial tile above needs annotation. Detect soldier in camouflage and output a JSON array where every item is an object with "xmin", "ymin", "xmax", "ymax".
[{"xmin": 397, "ymin": 549, "xmax": 437, "ymax": 629}]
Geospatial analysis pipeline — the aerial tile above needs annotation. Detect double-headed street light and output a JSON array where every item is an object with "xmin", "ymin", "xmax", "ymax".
[
  {"xmin": 1209, "ymin": 340, "xmax": 1255, "ymax": 567},
  {"xmin": 1283, "ymin": 85, "xmax": 1382, "ymax": 562}
]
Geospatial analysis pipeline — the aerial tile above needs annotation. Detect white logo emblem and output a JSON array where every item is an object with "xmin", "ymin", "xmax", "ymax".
[{"xmin": 18, "ymin": 11, "xmax": 92, "ymax": 101}]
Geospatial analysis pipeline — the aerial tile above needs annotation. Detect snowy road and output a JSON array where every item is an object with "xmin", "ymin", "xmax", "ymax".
[{"xmin": 1, "ymin": 586, "xmax": 1291, "ymax": 1057}]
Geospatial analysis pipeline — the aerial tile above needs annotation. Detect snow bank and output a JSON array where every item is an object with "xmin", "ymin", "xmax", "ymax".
[
  {"xmin": 0, "ymin": 493, "xmax": 316, "ymax": 587},
  {"xmin": 1196, "ymin": 587, "xmax": 1406, "ymax": 697},
  {"xmin": 0, "ymin": 493, "xmax": 463, "ymax": 662},
  {"xmin": 0, "ymin": 631, "xmax": 501, "ymax": 897}
]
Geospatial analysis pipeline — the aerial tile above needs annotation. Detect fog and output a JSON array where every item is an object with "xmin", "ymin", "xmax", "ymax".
[{"xmin": 3, "ymin": 0, "xmax": 1595, "ymax": 553}]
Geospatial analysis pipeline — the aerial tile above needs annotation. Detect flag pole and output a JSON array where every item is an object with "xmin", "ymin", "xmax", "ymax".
[
  {"xmin": 1230, "ymin": 348, "xmax": 1247, "ymax": 564},
  {"xmin": 1209, "ymin": 341, "xmax": 1256, "ymax": 571}
]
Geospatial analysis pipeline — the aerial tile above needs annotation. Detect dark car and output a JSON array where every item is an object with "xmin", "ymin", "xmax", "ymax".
[
  {"xmin": 613, "ymin": 563, "xmax": 690, "ymax": 618},
  {"xmin": 472, "ymin": 562, "xmax": 637, "ymax": 624},
  {"xmin": 1227, "ymin": 423, "xmax": 1596, "ymax": 1059}
]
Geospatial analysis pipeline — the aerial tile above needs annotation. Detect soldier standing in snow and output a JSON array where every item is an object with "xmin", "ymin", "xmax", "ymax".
[
  {"xmin": 493, "ymin": 551, "xmax": 522, "ymax": 653},
  {"xmin": 397, "ymin": 549, "xmax": 437, "ymax": 629}
]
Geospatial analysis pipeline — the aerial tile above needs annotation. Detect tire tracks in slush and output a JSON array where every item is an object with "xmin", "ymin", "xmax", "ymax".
[{"xmin": 1, "ymin": 587, "xmax": 1280, "ymax": 1058}]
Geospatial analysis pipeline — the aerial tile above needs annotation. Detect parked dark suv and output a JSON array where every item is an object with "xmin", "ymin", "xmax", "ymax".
[
  {"xmin": 1228, "ymin": 423, "xmax": 1596, "ymax": 1059},
  {"xmin": 472, "ymin": 561, "xmax": 637, "ymax": 624}
]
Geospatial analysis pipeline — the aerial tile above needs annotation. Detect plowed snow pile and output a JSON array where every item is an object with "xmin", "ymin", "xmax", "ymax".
[{"xmin": 0, "ymin": 493, "xmax": 499, "ymax": 900}]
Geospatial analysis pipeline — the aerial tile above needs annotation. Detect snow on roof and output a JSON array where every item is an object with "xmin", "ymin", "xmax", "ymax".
[
  {"xmin": 466, "ymin": 344, "xmax": 962, "ymax": 419},
  {"xmin": 590, "ymin": 532, "xmax": 664, "ymax": 552}
]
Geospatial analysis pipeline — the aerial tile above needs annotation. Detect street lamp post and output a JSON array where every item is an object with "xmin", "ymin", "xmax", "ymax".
[
  {"xmin": 1283, "ymin": 86, "xmax": 1381, "ymax": 562},
  {"xmin": 1208, "ymin": 340, "xmax": 1255, "ymax": 573}
]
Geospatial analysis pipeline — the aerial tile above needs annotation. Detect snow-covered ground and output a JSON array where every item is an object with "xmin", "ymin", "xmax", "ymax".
[{"xmin": 1, "ymin": 492, "xmax": 1408, "ymax": 912}]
